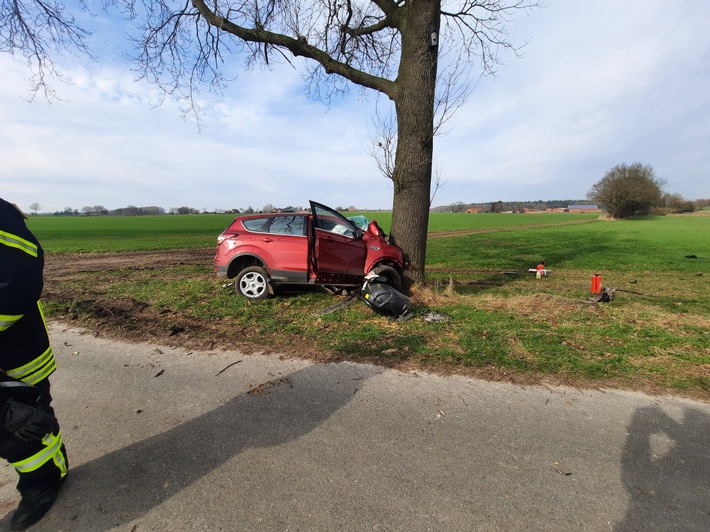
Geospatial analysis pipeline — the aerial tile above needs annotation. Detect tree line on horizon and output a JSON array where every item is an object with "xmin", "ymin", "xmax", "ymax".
[
  {"xmin": 434, "ymin": 164, "xmax": 707, "ymax": 217},
  {"xmin": 30, "ymin": 196, "xmax": 710, "ymax": 217},
  {"xmin": 432, "ymin": 199, "xmax": 589, "ymax": 213}
]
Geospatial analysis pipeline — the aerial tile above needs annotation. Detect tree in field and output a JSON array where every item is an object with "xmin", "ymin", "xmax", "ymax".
[
  {"xmin": 2, "ymin": 0, "xmax": 541, "ymax": 283},
  {"xmin": 29, "ymin": 202, "xmax": 41, "ymax": 214},
  {"xmin": 661, "ymin": 193, "xmax": 696, "ymax": 213},
  {"xmin": 490, "ymin": 200, "xmax": 505, "ymax": 213},
  {"xmin": 588, "ymin": 163, "xmax": 665, "ymax": 219}
]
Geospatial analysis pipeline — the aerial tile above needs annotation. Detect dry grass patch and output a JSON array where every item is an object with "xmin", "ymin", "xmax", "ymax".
[{"xmin": 475, "ymin": 292, "xmax": 602, "ymax": 325}]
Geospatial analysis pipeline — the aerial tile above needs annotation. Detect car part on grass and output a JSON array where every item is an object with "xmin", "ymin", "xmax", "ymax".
[
  {"xmin": 615, "ymin": 288, "xmax": 651, "ymax": 295},
  {"xmin": 502, "ymin": 269, "xmax": 552, "ymax": 276},
  {"xmin": 317, "ymin": 294, "xmax": 359, "ymax": 315},
  {"xmin": 422, "ymin": 312, "xmax": 451, "ymax": 323},
  {"xmin": 360, "ymin": 272, "xmax": 411, "ymax": 320},
  {"xmin": 588, "ymin": 287, "xmax": 615, "ymax": 303}
]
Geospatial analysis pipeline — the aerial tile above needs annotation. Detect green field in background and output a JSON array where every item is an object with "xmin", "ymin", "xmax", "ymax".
[{"xmin": 27, "ymin": 211, "xmax": 598, "ymax": 253}]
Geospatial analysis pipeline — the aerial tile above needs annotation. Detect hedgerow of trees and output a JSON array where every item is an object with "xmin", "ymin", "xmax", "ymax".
[{"xmin": 588, "ymin": 163, "xmax": 664, "ymax": 219}]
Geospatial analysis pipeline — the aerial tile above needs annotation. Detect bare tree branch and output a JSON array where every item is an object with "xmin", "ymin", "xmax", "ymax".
[
  {"xmin": 365, "ymin": 106, "xmax": 397, "ymax": 181},
  {"xmin": 0, "ymin": 0, "xmax": 93, "ymax": 99}
]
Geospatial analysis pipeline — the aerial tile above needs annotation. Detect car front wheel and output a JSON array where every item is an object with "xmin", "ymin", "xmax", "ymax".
[
  {"xmin": 371, "ymin": 265, "xmax": 402, "ymax": 291},
  {"xmin": 235, "ymin": 266, "xmax": 271, "ymax": 300}
]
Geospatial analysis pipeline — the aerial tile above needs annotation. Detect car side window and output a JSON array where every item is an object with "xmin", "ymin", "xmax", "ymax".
[
  {"xmin": 242, "ymin": 217, "xmax": 270, "ymax": 233},
  {"xmin": 268, "ymin": 216, "xmax": 306, "ymax": 236},
  {"xmin": 311, "ymin": 202, "xmax": 360, "ymax": 239},
  {"xmin": 316, "ymin": 216, "xmax": 356, "ymax": 238}
]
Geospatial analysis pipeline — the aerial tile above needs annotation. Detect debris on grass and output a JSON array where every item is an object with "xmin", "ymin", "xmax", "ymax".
[{"xmin": 247, "ymin": 377, "xmax": 293, "ymax": 396}]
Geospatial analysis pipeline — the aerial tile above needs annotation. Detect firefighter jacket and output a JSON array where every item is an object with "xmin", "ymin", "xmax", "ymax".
[{"xmin": 0, "ymin": 198, "xmax": 56, "ymax": 385}]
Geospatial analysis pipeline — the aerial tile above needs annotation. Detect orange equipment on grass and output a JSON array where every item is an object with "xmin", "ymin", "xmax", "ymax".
[{"xmin": 591, "ymin": 273, "xmax": 602, "ymax": 294}]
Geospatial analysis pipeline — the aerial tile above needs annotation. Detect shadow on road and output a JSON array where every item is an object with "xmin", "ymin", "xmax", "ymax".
[
  {"xmin": 1, "ymin": 362, "xmax": 379, "ymax": 531},
  {"xmin": 615, "ymin": 405, "xmax": 710, "ymax": 531}
]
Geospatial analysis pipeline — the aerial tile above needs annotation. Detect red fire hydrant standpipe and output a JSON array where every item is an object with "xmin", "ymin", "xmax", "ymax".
[{"xmin": 591, "ymin": 273, "xmax": 602, "ymax": 294}]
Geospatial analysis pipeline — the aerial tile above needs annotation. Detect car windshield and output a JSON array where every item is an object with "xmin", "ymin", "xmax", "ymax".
[{"xmin": 347, "ymin": 215, "xmax": 369, "ymax": 231}]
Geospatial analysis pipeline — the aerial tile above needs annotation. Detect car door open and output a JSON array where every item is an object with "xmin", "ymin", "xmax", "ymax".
[{"xmin": 309, "ymin": 201, "xmax": 367, "ymax": 284}]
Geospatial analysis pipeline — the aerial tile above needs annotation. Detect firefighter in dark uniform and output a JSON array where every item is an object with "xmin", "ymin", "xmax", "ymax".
[{"xmin": 0, "ymin": 198, "xmax": 68, "ymax": 530}]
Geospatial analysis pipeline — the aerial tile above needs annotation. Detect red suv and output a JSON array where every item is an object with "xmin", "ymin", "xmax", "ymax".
[{"xmin": 214, "ymin": 201, "xmax": 406, "ymax": 299}]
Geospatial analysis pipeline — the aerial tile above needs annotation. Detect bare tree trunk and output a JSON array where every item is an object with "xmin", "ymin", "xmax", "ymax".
[{"xmin": 389, "ymin": 3, "xmax": 440, "ymax": 285}]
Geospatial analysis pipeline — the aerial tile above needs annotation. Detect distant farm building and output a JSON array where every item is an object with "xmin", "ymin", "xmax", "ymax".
[
  {"xmin": 546, "ymin": 205, "xmax": 600, "ymax": 213},
  {"xmin": 466, "ymin": 208, "xmax": 482, "ymax": 213},
  {"xmin": 567, "ymin": 204, "xmax": 600, "ymax": 213}
]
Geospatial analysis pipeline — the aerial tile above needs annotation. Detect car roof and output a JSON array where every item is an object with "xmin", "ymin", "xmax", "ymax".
[{"xmin": 239, "ymin": 211, "xmax": 308, "ymax": 218}]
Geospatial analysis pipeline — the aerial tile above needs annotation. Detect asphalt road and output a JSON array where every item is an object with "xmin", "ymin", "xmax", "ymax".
[{"xmin": 1, "ymin": 323, "xmax": 708, "ymax": 531}]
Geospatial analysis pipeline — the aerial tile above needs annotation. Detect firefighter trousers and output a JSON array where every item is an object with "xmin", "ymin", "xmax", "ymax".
[{"xmin": 0, "ymin": 379, "xmax": 68, "ymax": 496}]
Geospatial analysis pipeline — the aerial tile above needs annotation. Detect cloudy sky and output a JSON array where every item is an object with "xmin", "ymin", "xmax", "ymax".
[{"xmin": 1, "ymin": 0, "xmax": 708, "ymax": 213}]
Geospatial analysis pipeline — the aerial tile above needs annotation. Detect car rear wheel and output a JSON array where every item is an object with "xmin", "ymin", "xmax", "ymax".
[
  {"xmin": 371, "ymin": 265, "xmax": 402, "ymax": 291},
  {"xmin": 235, "ymin": 266, "xmax": 271, "ymax": 300}
]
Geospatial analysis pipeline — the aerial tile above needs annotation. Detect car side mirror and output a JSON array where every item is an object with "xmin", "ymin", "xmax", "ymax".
[{"xmin": 354, "ymin": 228, "xmax": 363, "ymax": 240}]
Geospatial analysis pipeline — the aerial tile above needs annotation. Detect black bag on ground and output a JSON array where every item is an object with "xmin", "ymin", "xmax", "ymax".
[{"xmin": 361, "ymin": 281, "xmax": 411, "ymax": 320}]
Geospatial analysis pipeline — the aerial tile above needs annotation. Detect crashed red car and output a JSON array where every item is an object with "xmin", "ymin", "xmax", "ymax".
[{"xmin": 214, "ymin": 201, "xmax": 406, "ymax": 299}]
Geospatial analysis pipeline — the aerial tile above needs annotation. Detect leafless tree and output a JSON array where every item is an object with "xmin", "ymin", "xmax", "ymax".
[{"xmin": 0, "ymin": 0, "xmax": 92, "ymax": 99}]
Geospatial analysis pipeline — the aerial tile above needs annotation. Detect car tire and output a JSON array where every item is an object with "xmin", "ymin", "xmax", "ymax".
[
  {"xmin": 235, "ymin": 266, "xmax": 271, "ymax": 300},
  {"xmin": 371, "ymin": 265, "xmax": 402, "ymax": 291}
]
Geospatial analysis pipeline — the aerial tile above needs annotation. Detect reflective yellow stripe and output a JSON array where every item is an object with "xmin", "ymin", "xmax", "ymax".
[
  {"xmin": 5, "ymin": 302, "xmax": 56, "ymax": 384},
  {"xmin": 11, "ymin": 432, "xmax": 66, "ymax": 477},
  {"xmin": 0, "ymin": 313, "xmax": 23, "ymax": 331},
  {"xmin": 6, "ymin": 346, "xmax": 56, "ymax": 384},
  {"xmin": 0, "ymin": 229, "xmax": 38, "ymax": 258},
  {"xmin": 37, "ymin": 300, "xmax": 49, "ymax": 335}
]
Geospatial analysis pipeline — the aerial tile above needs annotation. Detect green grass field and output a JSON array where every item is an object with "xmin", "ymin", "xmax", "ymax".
[
  {"xmin": 27, "ymin": 211, "xmax": 598, "ymax": 252},
  {"xmin": 35, "ymin": 212, "xmax": 710, "ymax": 398},
  {"xmin": 427, "ymin": 215, "xmax": 709, "ymax": 273},
  {"xmin": 27, "ymin": 213, "xmax": 236, "ymax": 252}
]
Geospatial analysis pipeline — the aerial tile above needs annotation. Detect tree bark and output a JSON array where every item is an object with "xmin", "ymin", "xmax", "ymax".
[{"xmin": 388, "ymin": 2, "xmax": 440, "ymax": 285}]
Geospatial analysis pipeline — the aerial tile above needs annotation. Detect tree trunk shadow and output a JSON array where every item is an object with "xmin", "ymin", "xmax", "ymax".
[{"xmin": 615, "ymin": 405, "xmax": 710, "ymax": 530}]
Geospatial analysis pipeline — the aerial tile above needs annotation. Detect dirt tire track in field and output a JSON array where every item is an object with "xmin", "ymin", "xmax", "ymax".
[
  {"xmin": 425, "ymin": 218, "xmax": 596, "ymax": 239},
  {"xmin": 44, "ymin": 248, "xmax": 214, "ymax": 277}
]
